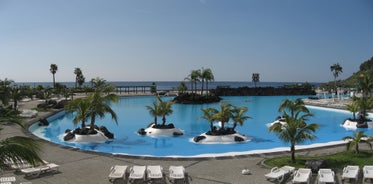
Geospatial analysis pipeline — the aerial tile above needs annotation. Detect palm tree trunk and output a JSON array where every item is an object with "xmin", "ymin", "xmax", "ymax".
[
  {"xmin": 53, "ymin": 74, "xmax": 56, "ymax": 88},
  {"xmin": 201, "ymin": 79, "xmax": 204, "ymax": 95},
  {"xmin": 90, "ymin": 115, "xmax": 96, "ymax": 131},
  {"xmin": 291, "ymin": 144, "xmax": 296, "ymax": 163},
  {"xmin": 206, "ymin": 81, "xmax": 209, "ymax": 96},
  {"xmin": 162, "ymin": 116, "xmax": 166, "ymax": 126}
]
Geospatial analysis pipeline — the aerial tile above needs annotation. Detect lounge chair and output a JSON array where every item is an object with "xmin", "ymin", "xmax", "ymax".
[
  {"xmin": 108, "ymin": 165, "xmax": 128, "ymax": 183},
  {"xmin": 20, "ymin": 163, "xmax": 59, "ymax": 178},
  {"xmin": 129, "ymin": 165, "xmax": 146, "ymax": 183},
  {"xmin": 363, "ymin": 165, "xmax": 373, "ymax": 183},
  {"xmin": 147, "ymin": 165, "xmax": 164, "ymax": 183},
  {"xmin": 292, "ymin": 168, "xmax": 311, "ymax": 184},
  {"xmin": 317, "ymin": 169, "xmax": 335, "ymax": 184},
  {"xmin": 342, "ymin": 165, "xmax": 359, "ymax": 182},
  {"xmin": 0, "ymin": 176, "xmax": 15, "ymax": 184},
  {"xmin": 169, "ymin": 166, "xmax": 187, "ymax": 183},
  {"xmin": 265, "ymin": 165, "xmax": 295, "ymax": 182}
]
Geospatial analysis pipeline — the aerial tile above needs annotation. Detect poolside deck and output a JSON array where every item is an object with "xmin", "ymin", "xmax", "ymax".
[{"xmin": 0, "ymin": 97, "xmax": 362, "ymax": 184}]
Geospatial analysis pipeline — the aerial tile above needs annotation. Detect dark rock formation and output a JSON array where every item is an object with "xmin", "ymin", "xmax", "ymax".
[
  {"xmin": 38, "ymin": 118, "xmax": 49, "ymax": 126},
  {"xmin": 234, "ymin": 136, "xmax": 245, "ymax": 142},
  {"xmin": 99, "ymin": 126, "xmax": 114, "ymax": 139},
  {"xmin": 173, "ymin": 93, "xmax": 221, "ymax": 104},
  {"xmin": 212, "ymin": 86, "xmax": 316, "ymax": 96},
  {"xmin": 63, "ymin": 132, "xmax": 75, "ymax": 141},
  {"xmin": 193, "ymin": 135, "xmax": 206, "ymax": 142},
  {"xmin": 137, "ymin": 128, "xmax": 146, "ymax": 135}
]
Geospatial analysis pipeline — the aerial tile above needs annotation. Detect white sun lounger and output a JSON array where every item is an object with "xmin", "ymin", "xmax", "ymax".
[
  {"xmin": 147, "ymin": 165, "xmax": 164, "ymax": 182},
  {"xmin": 20, "ymin": 163, "xmax": 59, "ymax": 178},
  {"xmin": 342, "ymin": 165, "xmax": 359, "ymax": 182},
  {"xmin": 363, "ymin": 165, "xmax": 373, "ymax": 182},
  {"xmin": 318, "ymin": 169, "xmax": 335, "ymax": 184},
  {"xmin": 265, "ymin": 165, "xmax": 295, "ymax": 182},
  {"xmin": 292, "ymin": 168, "xmax": 311, "ymax": 184},
  {"xmin": 129, "ymin": 165, "xmax": 146, "ymax": 182},
  {"xmin": 0, "ymin": 176, "xmax": 15, "ymax": 184},
  {"xmin": 108, "ymin": 165, "xmax": 128, "ymax": 183},
  {"xmin": 169, "ymin": 166, "xmax": 186, "ymax": 183}
]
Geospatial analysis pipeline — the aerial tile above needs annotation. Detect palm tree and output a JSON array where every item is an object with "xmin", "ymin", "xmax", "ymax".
[
  {"xmin": 146, "ymin": 99, "xmax": 161, "ymax": 126},
  {"xmin": 158, "ymin": 96, "xmax": 174, "ymax": 126},
  {"xmin": 354, "ymin": 96, "xmax": 373, "ymax": 120},
  {"xmin": 0, "ymin": 107, "xmax": 43, "ymax": 169},
  {"xmin": 50, "ymin": 64, "xmax": 58, "ymax": 88},
  {"xmin": 346, "ymin": 99, "xmax": 359, "ymax": 120},
  {"xmin": 213, "ymin": 103, "xmax": 233, "ymax": 130},
  {"xmin": 342, "ymin": 131, "xmax": 372, "ymax": 154},
  {"xmin": 200, "ymin": 107, "xmax": 218, "ymax": 132},
  {"xmin": 201, "ymin": 68, "xmax": 214, "ymax": 95},
  {"xmin": 278, "ymin": 98, "xmax": 310, "ymax": 118},
  {"xmin": 65, "ymin": 98, "xmax": 91, "ymax": 128},
  {"xmin": 270, "ymin": 98, "xmax": 319, "ymax": 163},
  {"xmin": 177, "ymin": 81, "xmax": 188, "ymax": 94},
  {"xmin": 0, "ymin": 78, "xmax": 15, "ymax": 106},
  {"xmin": 358, "ymin": 73, "xmax": 373, "ymax": 98},
  {"xmin": 88, "ymin": 89, "xmax": 118, "ymax": 131},
  {"xmin": 186, "ymin": 69, "xmax": 201, "ymax": 95},
  {"xmin": 74, "ymin": 68, "xmax": 83, "ymax": 88},
  {"xmin": 330, "ymin": 63, "xmax": 343, "ymax": 95},
  {"xmin": 231, "ymin": 106, "xmax": 251, "ymax": 130}
]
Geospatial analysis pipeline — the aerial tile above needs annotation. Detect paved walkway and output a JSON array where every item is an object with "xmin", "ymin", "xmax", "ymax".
[{"xmin": 0, "ymin": 97, "xmax": 356, "ymax": 184}]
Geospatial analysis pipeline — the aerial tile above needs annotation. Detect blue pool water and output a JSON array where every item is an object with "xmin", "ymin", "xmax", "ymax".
[{"xmin": 29, "ymin": 96, "xmax": 369, "ymax": 157}]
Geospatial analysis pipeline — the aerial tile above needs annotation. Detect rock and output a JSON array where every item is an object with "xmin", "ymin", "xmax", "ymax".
[
  {"xmin": 234, "ymin": 136, "xmax": 245, "ymax": 142},
  {"xmin": 137, "ymin": 128, "xmax": 146, "ymax": 135},
  {"xmin": 65, "ymin": 129, "xmax": 71, "ymax": 133},
  {"xmin": 193, "ymin": 135, "xmax": 206, "ymax": 142},
  {"xmin": 64, "ymin": 132, "xmax": 75, "ymax": 141},
  {"xmin": 38, "ymin": 118, "xmax": 49, "ymax": 126},
  {"xmin": 99, "ymin": 126, "xmax": 114, "ymax": 139},
  {"xmin": 173, "ymin": 131, "xmax": 183, "ymax": 136}
]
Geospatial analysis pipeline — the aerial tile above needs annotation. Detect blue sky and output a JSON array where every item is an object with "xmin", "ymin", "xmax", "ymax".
[{"xmin": 0, "ymin": 0, "xmax": 372, "ymax": 83}]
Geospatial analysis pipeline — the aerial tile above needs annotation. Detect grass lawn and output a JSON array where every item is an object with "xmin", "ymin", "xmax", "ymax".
[{"xmin": 264, "ymin": 151, "xmax": 373, "ymax": 169}]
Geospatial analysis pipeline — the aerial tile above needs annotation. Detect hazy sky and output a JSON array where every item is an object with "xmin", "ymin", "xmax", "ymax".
[{"xmin": 1, "ymin": 0, "xmax": 372, "ymax": 83}]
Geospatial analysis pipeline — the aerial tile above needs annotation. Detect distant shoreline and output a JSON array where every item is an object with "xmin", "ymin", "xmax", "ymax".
[{"xmin": 16, "ymin": 81, "xmax": 323, "ymax": 91}]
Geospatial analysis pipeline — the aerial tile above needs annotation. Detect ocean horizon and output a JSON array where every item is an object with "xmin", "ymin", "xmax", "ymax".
[{"xmin": 17, "ymin": 81, "xmax": 322, "ymax": 91}]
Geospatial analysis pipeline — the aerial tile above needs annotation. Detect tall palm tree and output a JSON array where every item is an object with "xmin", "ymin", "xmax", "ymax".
[
  {"xmin": 87, "ymin": 84, "xmax": 118, "ymax": 131},
  {"xmin": 342, "ymin": 131, "xmax": 372, "ymax": 154},
  {"xmin": 50, "ymin": 64, "xmax": 58, "ymax": 88},
  {"xmin": 74, "ymin": 68, "xmax": 82, "ymax": 88},
  {"xmin": 200, "ymin": 107, "xmax": 218, "ymax": 132},
  {"xmin": 187, "ymin": 69, "xmax": 201, "ymax": 95},
  {"xmin": 354, "ymin": 96, "xmax": 373, "ymax": 119},
  {"xmin": 0, "ymin": 107, "xmax": 43, "ymax": 169},
  {"xmin": 65, "ymin": 98, "xmax": 91, "ymax": 128},
  {"xmin": 330, "ymin": 63, "xmax": 343, "ymax": 95},
  {"xmin": 158, "ymin": 96, "xmax": 174, "ymax": 126},
  {"xmin": 146, "ymin": 99, "xmax": 161, "ymax": 126},
  {"xmin": 213, "ymin": 103, "xmax": 233, "ymax": 130},
  {"xmin": 0, "ymin": 78, "xmax": 15, "ymax": 106},
  {"xmin": 270, "ymin": 98, "xmax": 319, "ymax": 163},
  {"xmin": 358, "ymin": 73, "xmax": 373, "ymax": 98},
  {"xmin": 201, "ymin": 68, "xmax": 214, "ymax": 95},
  {"xmin": 231, "ymin": 106, "xmax": 251, "ymax": 130}
]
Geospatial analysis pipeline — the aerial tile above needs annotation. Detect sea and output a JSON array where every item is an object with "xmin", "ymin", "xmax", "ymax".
[{"xmin": 17, "ymin": 81, "xmax": 322, "ymax": 91}]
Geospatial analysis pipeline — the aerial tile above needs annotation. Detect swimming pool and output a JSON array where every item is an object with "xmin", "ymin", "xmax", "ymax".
[{"xmin": 29, "ymin": 96, "xmax": 370, "ymax": 158}]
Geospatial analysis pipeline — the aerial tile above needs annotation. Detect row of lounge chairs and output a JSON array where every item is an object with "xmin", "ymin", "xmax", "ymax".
[
  {"xmin": 108, "ymin": 165, "xmax": 187, "ymax": 183},
  {"xmin": 265, "ymin": 165, "xmax": 373, "ymax": 183},
  {"xmin": 3, "ymin": 159, "xmax": 59, "ymax": 182}
]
